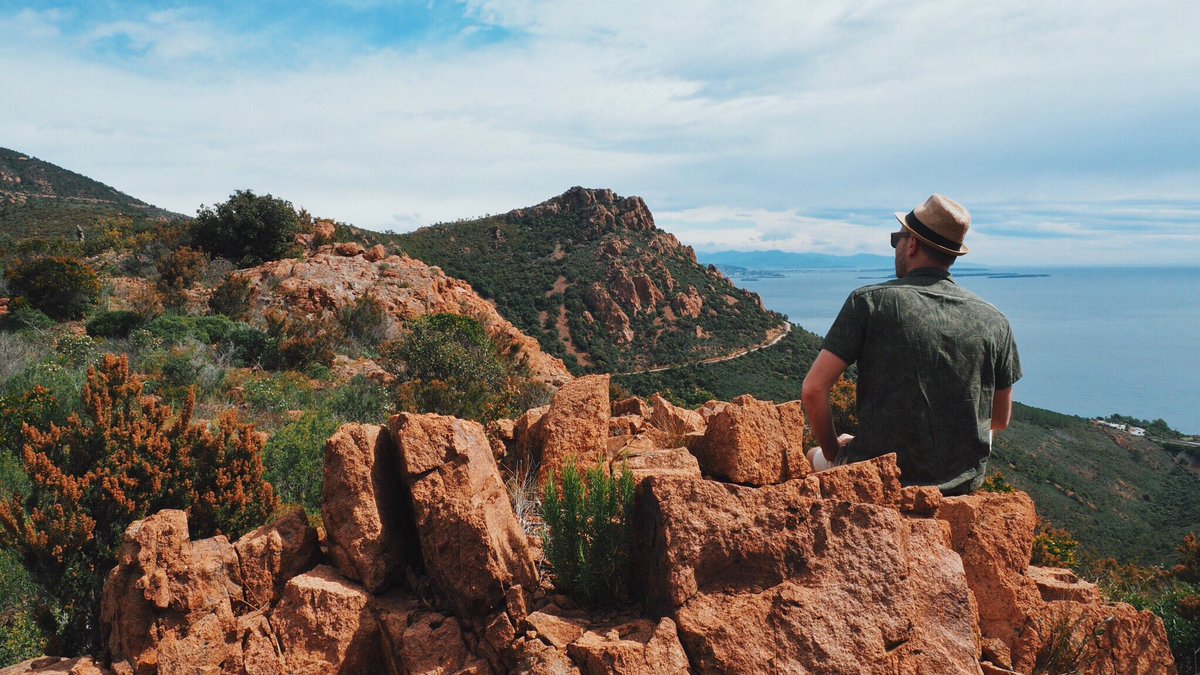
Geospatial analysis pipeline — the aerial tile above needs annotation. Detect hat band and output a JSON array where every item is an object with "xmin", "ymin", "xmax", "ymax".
[{"xmin": 904, "ymin": 211, "xmax": 962, "ymax": 252}]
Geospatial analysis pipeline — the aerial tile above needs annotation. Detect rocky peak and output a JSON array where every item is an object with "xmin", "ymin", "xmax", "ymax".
[{"xmin": 513, "ymin": 186, "xmax": 655, "ymax": 239}]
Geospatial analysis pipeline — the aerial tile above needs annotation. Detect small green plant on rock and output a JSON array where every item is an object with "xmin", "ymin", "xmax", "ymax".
[{"xmin": 542, "ymin": 458, "xmax": 635, "ymax": 606}]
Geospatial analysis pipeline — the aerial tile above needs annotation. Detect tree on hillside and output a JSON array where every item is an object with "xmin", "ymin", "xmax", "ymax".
[
  {"xmin": 0, "ymin": 355, "xmax": 277, "ymax": 654},
  {"xmin": 190, "ymin": 190, "xmax": 299, "ymax": 266}
]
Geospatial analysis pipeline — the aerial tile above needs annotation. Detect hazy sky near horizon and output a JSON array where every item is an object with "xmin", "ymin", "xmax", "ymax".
[{"xmin": 2, "ymin": 1, "xmax": 1197, "ymax": 265}]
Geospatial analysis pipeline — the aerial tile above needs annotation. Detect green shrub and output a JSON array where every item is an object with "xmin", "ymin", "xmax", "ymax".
[
  {"xmin": 339, "ymin": 293, "xmax": 389, "ymax": 348},
  {"xmin": 190, "ymin": 190, "xmax": 299, "ymax": 265},
  {"xmin": 542, "ymin": 458, "xmax": 635, "ymax": 606},
  {"xmin": 220, "ymin": 324, "xmax": 271, "ymax": 367},
  {"xmin": 6, "ymin": 257, "xmax": 101, "ymax": 321},
  {"xmin": 384, "ymin": 313, "xmax": 515, "ymax": 421},
  {"xmin": 263, "ymin": 411, "xmax": 340, "ymax": 514},
  {"xmin": 327, "ymin": 375, "xmax": 393, "ymax": 423},
  {"xmin": 208, "ymin": 274, "xmax": 253, "ymax": 320},
  {"xmin": 980, "ymin": 471, "xmax": 1016, "ymax": 494},
  {"xmin": 0, "ymin": 550, "xmax": 45, "ymax": 667},
  {"xmin": 86, "ymin": 310, "xmax": 144, "ymax": 339},
  {"xmin": 1031, "ymin": 519, "xmax": 1079, "ymax": 568},
  {"xmin": 1, "ymin": 304, "xmax": 56, "ymax": 332}
]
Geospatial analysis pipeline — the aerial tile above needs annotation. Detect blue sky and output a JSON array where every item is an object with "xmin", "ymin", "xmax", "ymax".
[{"xmin": 1, "ymin": 0, "xmax": 1197, "ymax": 265}]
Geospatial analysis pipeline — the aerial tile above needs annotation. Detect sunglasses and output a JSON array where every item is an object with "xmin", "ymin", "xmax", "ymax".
[{"xmin": 890, "ymin": 231, "xmax": 911, "ymax": 248}]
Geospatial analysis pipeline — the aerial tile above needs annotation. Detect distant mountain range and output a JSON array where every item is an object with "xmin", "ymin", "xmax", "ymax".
[{"xmin": 696, "ymin": 249, "xmax": 893, "ymax": 270}]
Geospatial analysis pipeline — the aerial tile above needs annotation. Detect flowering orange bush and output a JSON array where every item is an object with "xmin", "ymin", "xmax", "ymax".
[{"xmin": 0, "ymin": 354, "xmax": 277, "ymax": 653}]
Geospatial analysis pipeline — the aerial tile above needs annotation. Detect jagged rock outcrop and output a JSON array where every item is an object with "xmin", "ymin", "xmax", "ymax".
[
  {"xmin": 95, "ymin": 395, "xmax": 1177, "ymax": 675},
  {"xmin": 232, "ymin": 251, "xmax": 570, "ymax": 387},
  {"xmin": 582, "ymin": 283, "xmax": 634, "ymax": 345}
]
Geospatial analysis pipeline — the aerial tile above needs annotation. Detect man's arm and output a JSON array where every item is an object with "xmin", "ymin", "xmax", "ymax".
[
  {"xmin": 991, "ymin": 386, "xmax": 1013, "ymax": 431},
  {"xmin": 802, "ymin": 349, "xmax": 849, "ymax": 461}
]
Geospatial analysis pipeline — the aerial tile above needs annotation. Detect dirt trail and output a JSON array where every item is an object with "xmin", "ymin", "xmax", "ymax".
[{"xmin": 617, "ymin": 321, "xmax": 792, "ymax": 375}]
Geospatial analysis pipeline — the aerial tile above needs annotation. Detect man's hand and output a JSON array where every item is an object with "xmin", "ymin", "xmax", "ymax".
[{"xmin": 802, "ymin": 349, "xmax": 850, "ymax": 462}]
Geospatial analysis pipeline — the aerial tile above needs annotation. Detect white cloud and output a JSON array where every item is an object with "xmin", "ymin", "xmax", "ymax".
[{"xmin": 0, "ymin": 0, "xmax": 1196, "ymax": 265}]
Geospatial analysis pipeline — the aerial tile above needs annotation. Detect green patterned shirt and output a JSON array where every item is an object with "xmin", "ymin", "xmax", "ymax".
[{"xmin": 821, "ymin": 267, "xmax": 1021, "ymax": 495}]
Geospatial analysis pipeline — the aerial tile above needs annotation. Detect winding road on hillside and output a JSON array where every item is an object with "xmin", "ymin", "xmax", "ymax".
[{"xmin": 617, "ymin": 321, "xmax": 792, "ymax": 375}]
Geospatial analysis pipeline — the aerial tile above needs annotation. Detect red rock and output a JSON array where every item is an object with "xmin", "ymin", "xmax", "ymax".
[
  {"xmin": 937, "ymin": 492, "xmax": 1043, "ymax": 667},
  {"xmin": 645, "ymin": 393, "xmax": 704, "ymax": 438},
  {"xmin": 101, "ymin": 510, "xmax": 245, "ymax": 675},
  {"xmin": 371, "ymin": 592, "xmax": 492, "ymax": 675},
  {"xmin": 322, "ymin": 424, "xmax": 409, "ymax": 593},
  {"xmin": 233, "ymin": 506, "xmax": 319, "ymax": 610},
  {"xmin": 634, "ymin": 477, "xmax": 981, "ymax": 674},
  {"xmin": 609, "ymin": 414, "xmax": 644, "ymax": 438},
  {"xmin": 583, "ymin": 284, "xmax": 633, "ymax": 344},
  {"xmin": 237, "ymin": 610, "xmax": 286, "ymax": 675},
  {"xmin": 900, "ymin": 485, "xmax": 945, "ymax": 515},
  {"xmin": 334, "ymin": 241, "xmax": 366, "ymax": 256},
  {"xmin": 631, "ymin": 274, "xmax": 664, "ymax": 313},
  {"xmin": 618, "ymin": 444, "xmax": 701, "ymax": 486},
  {"xmin": 566, "ymin": 618, "xmax": 690, "ymax": 675},
  {"xmin": 364, "ymin": 244, "xmax": 388, "ymax": 262},
  {"xmin": 525, "ymin": 611, "xmax": 587, "ymax": 649},
  {"xmin": 390, "ymin": 413, "xmax": 538, "ymax": 618},
  {"xmin": 1026, "ymin": 565, "xmax": 1102, "ymax": 603},
  {"xmin": 535, "ymin": 375, "xmax": 611, "ymax": 485},
  {"xmin": 611, "ymin": 397, "xmax": 650, "ymax": 418},
  {"xmin": 810, "ymin": 453, "xmax": 903, "ymax": 506},
  {"xmin": 512, "ymin": 638, "xmax": 580, "ymax": 675},
  {"xmin": 269, "ymin": 565, "xmax": 383, "ymax": 675},
  {"xmin": 0, "ymin": 657, "xmax": 109, "ymax": 674},
  {"xmin": 671, "ymin": 286, "xmax": 703, "ymax": 319},
  {"xmin": 693, "ymin": 395, "xmax": 807, "ymax": 485}
]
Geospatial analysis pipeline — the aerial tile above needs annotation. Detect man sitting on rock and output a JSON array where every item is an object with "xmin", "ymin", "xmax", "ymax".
[{"xmin": 801, "ymin": 194, "xmax": 1021, "ymax": 495}]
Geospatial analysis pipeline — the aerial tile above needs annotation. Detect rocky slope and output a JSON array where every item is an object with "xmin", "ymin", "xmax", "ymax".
[
  {"xmin": 229, "ymin": 243, "xmax": 572, "ymax": 388},
  {"xmin": 380, "ymin": 187, "xmax": 785, "ymax": 374},
  {"xmin": 6, "ymin": 381, "xmax": 1175, "ymax": 674}
]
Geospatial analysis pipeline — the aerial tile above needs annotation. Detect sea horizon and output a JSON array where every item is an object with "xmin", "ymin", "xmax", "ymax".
[{"xmin": 721, "ymin": 264, "xmax": 1200, "ymax": 435}]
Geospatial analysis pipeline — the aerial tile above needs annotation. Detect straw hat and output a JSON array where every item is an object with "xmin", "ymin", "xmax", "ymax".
[{"xmin": 894, "ymin": 194, "xmax": 970, "ymax": 256}]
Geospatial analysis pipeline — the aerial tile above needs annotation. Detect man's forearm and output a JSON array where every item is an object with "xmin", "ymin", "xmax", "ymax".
[{"xmin": 802, "ymin": 389, "xmax": 840, "ymax": 461}]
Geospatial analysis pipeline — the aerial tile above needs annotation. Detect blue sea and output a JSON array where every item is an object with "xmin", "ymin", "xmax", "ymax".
[{"xmin": 731, "ymin": 266, "xmax": 1200, "ymax": 434}]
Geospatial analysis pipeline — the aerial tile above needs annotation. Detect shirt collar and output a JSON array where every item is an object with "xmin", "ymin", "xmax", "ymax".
[{"xmin": 907, "ymin": 267, "xmax": 954, "ymax": 282}]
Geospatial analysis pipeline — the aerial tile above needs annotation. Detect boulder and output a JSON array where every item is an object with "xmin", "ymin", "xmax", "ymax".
[
  {"xmin": 566, "ymin": 618, "xmax": 690, "ymax": 675},
  {"xmin": 937, "ymin": 492, "xmax": 1043, "ymax": 667},
  {"xmin": 364, "ymin": 244, "xmax": 388, "ymax": 262},
  {"xmin": 807, "ymin": 453, "xmax": 903, "ymax": 507},
  {"xmin": 611, "ymin": 397, "xmax": 650, "ymax": 418},
  {"xmin": 1026, "ymin": 566, "xmax": 1101, "ymax": 603},
  {"xmin": 237, "ymin": 610, "xmax": 286, "ymax": 675},
  {"xmin": 692, "ymin": 395, "xmax": 808, "ymax": 485},
  {"xmin": 371, "ymin": 592, "xmax": 492, "ymax": 675},
  {"xmin": 233, "ymin": 506, "xmax": 319, "ymax": 610},
  {"xmin": 390, "ymin": 413, "xmax": 538, "ymax": 618},
  {"xmin": 618, "ymin": 444, "xmax": 701, "ymax": 486},
  {"xmin": 322, "ymin": 424, "xmax": 411, "ymax": 593},
  {"xmin": 634, "ymin": 477, "xmax": 981, "ymax": 674},
  {"xmin": 535, "ymin": 375, "xmax": 611, "ymax": 485},
  {"xmin": 100, "ymin": 510, "xmax": 245, "ymax": 675},
  {"xmin": 512, "ymin": 639, "xmax": 580, "ymax": 675},
  {"xmin": 334, "ymin": 242, "xmax": 366, "ymax": 257},
  {"xmin": 644, "ymin": 394, "xmax": 704, "ymax": 449},
  {"xmin": 269, "ymin": 565, "xmax": 383, "ymax": 675}
]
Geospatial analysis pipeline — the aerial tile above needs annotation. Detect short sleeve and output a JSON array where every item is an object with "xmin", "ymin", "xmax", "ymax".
[
  {"xmin": 994, "ymin": 322, "xmax": 1022, "ymax": 390},
  {"xmin": 821, "ymin": 292, "xmax": 867, "ymax": 366}
]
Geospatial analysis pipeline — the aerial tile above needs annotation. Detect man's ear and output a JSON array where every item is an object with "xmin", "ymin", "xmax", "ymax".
[{"xmin": 906, "ymin": 235, "xmax": 920, "ymax": 256}]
